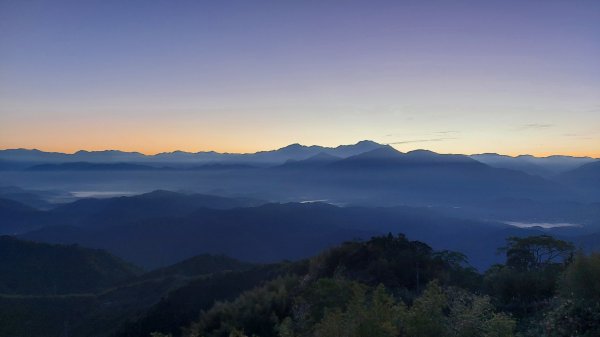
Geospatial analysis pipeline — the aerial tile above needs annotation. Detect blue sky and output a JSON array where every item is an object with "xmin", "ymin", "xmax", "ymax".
[{"xmin": 1, "ymin": 0, "xmax": 599, "ymax": 156}]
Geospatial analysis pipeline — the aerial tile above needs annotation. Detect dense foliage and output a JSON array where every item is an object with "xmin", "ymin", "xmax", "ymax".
[
  {"xmin": 180, "ymin": 234, "xmax": 599, "ymax": 337},
  {"xmin": 1, "ymin": 234, "xmax": 599, "ymax": 337},
  {"xmin": 0, "ymin": 236, "xmax": 140, "ymax": 295},
  {"xmin": 533, "ymin": 253, "xmax": 600, "ymax": 337},
  {"xmin": 306, "ymin": 233, "xmax": 480, "ymax": 291},
  {"xmin": 183, "ymin": 234, "xmax": 512, "ymax": 337},
  {"xmin": 483, "ymin": 235, "xmax": 575, "ymax": 317},
  {"xmin": 114, "ymin": 263, "xmax": 308, "ymax": 337}
]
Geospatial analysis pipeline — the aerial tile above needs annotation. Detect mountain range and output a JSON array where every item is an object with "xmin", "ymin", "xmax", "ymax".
[
  {"xmin": 557, "ymin": 160, "xmax": 600, "ymax": 198},
  {"xmin": 0, "ymin": 140, "xmax": 384, "ymax": 166},
  {"xmin": 2, "ymin": 142, "xmax": 598, "ymax": 204},
  {"xmin": 1, "ymin": 140, "xmax": 596, "ymax": 175},
  {"xmin": 0, "ymin": 190, "xmax": 265, "ymax": 235},
  {"xmin": 1, "ymin": 190, "xmax": 596, "ymax": 271},
  {"xmin": 470, "ymin": 153, "xmax": 596, "ymax": 177},
  {"xmin": 1, "ymin": 153, "xmax": 598, "ymax": 336},
  {"xmin": 1, "ymin": 143, "xmax": 598, "ymax": 215}
]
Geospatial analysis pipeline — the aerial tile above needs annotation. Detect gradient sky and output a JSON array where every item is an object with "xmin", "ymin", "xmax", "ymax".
[{"xmin": 1, "ymin": 0, "xmax": 599, "ymax": 156}]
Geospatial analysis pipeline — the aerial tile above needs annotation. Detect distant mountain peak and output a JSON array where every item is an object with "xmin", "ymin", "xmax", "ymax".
[
  {"xmin": 276, "ymin": 143, "xmax": 309, "ymax": 153},
  {"xmin": 354, "ymin": 145, "xmax": 402, "ymax": 158},
  {"xmin": 354, "ymin": 140, "xmax": 381, "ymax": 146},
  {"xmin": 280, "ymin": 143, "xmax": 304, "ymax": 149},
  {"xmin": 332, "ymin": 146, "xmax": 486, "ymax": 170},
  {"xmin": 406, "ymin": 149, "xmax": 437, "ymax": 156}
]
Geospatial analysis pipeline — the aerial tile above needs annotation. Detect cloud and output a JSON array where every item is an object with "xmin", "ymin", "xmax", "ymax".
[
  {"xmin": 388, "ymin": 137, "xmax": 456, "ymax": 145},
  {"xmin": 433, "ymin": 130, "xmax": 459, "ymax": 135},
  {"xmin": 517, "ymin": 123, "xmax": 554, "ymax": 130},
  {"xmin": 386, "ymin": 130, "xmax": 459, "ymax": 138}
]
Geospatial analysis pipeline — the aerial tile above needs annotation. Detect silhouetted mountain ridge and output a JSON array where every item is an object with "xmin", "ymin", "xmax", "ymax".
[
  {"xmin": 331, "ymin": 147, "xmax": 483, "ymax": 169},
  {"xmin": 0, "ymin": 236, "xmax": 140, "ymax": 295},
  {"xmin": 471, "ymin": 153, "xmax": 596, "ymax": 177},
  {"xmin": 20, "ymin": 199, "xmax": 527, "ymax": 270},
  {"xmin": 50, "ymin": 190, "xmax": 266, "ymax": 229},
  {"xmin": 0, "ymin": 190, "xmax": 266, "ymax": 234},
  {"xmin": 0, "ymin": 140, "xmax": 386, "ymax": 165},
  {"xmin": 558, "ymin": 160, "xmax": 600, "ymax": 198},
  {"xmin": 138, "ymin": 254, "xmax": 254, "ymax": 281}
]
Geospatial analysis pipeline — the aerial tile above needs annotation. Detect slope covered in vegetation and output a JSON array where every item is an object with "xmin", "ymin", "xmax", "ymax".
[
  {"xmin": 0, "ymin": 236, "xmax": 140, "ymax": 295},
  {"xmin": 180, "ymin": 234, "xmax": 598, "ymax": 337},
  {"xmin": 1, "ymin": 234, "xmax": 599, "ymax": 337}
]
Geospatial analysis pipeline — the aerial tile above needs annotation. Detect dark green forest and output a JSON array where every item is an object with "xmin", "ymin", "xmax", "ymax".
[
  {"xmin": 1, "ymin": 234, "xmax": 598, "ymax": 337},
  {"xmin": 176, "ymin": 234, "xmax": 599, "ymax": 337}
]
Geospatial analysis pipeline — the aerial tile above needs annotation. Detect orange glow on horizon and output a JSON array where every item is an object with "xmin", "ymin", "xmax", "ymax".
[
  {"xmin": 0, "ymin": 143, "xmax": 598, "ymax": 159},
  {"xmin": 1, "ymin": 119, "xmax": 598, "ymax": 158}
]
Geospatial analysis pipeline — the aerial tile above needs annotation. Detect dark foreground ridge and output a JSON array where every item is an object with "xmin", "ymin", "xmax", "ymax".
[{"xmin": 1, "ymin": 233, "xmax": 598, "ymax": 337}]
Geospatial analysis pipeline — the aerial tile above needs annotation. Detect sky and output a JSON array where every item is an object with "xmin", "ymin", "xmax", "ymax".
[{"xmin": 0, "ymin": 0, "xmax": 599, "ymax": 156}]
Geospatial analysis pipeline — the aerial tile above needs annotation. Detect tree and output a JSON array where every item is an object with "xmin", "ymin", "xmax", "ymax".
[
  {"xmin": 560, "ymin": 253, "xmax": 600, "ymax": 301},
  {"xmin": 537, "ymin": 253, "xmax": 600, "ymax": 337},
  {"xmin": 500, "ymin": 236, "xmax": 574, "ymax": 271},
  {"xmin": 314, "ymin": 283, "xmax": 401, "ymax": 337},
  {"xmin": 446, "ymin": 288, "xmax": 515, "ymax": 337},
  {"xmin": 485, "ymin": 236, "xmax": 576, "ymax": 316},
  {"xmin": 314, "ymin": 308, "xmax": 349, "ymax": 337},
  {"xmin": 187, "ymin": 276, "xmax": 298, "ymax": 337},
  {"xmin": 403, "ymin": 281, "xmax": 447, "ymax": 337}
]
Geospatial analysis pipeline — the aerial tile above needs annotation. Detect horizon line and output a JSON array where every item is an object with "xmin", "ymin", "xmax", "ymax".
[{"xmin": 0, "ymin": 142, "xmax": 598, "ymax": 159}]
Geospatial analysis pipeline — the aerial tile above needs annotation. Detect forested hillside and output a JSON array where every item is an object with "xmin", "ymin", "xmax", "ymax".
[
  {"xmin": 2, "ymin": 234, "xmax": 598, "ymax": 337},
  {"xmin": 180, "ymin": 234, "xmax": 600, "ymax": 337},
  {"xmin": 0, "ymin": 236, "xmax": 140, "ymax": 295}
]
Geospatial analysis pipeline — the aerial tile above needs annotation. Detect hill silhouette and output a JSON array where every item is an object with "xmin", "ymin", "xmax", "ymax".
[
  {"xmin": 470, "ymin": 153, "xmax": 595, "ymax": 176},
  {"xmin": 558, "ymin": 160, "xmax": 600, "ymax": 197},
  {"xmin": 0, "ymin": 140, "xmax": 385, "ymax": 166},
  {"xmin": 18, "ymin": 199, "xmax": 539, "ymax": 270},
  {"xmin": 0, "ymin": 236, "xmax": 140, "ymax": 295}
]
